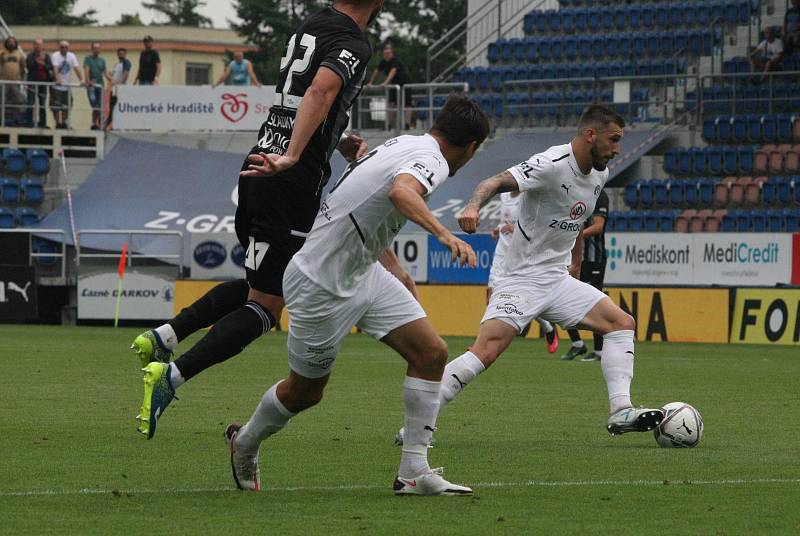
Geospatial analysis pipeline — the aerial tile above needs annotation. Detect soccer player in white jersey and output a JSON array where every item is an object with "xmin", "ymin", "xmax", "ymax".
[
  {"xmin": 489, "ymin": 191, "xmax": 559, "ymax": 354},
  {"xmin": 433, "ymin": 105, "xmax": 663, "ymax": 436},
  {"xmin": 225, "ymin": 95, "xmax": 490, "ymax": 495}
]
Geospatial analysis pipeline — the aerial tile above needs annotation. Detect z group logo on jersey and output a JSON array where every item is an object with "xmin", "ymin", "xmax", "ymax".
[{"xmin": 569, "ymin": 201, "xmax": 587, "ymax": 220}]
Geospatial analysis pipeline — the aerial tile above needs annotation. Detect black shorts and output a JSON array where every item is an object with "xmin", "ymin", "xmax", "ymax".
[
  {"xmin": 387, "ymin": 86, "xmax": 413, "ymax": 107},
  {"xmin": 235, "ymin": 227, "xmax": 306, "ymax": 296},
  {"xmin": 580, "ymin": 261, "xmax": 606, "ymax": 291}
]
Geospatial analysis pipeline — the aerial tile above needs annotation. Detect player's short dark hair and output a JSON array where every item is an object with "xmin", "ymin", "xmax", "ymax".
[
  {"xmin": 431, "ymin": 94, "xmax": 491, "ymax": 148},
  {"xmin": 117, "ymin": 47, "xmax": 127, "ymax": 53},
  {"xmin": 579, "ymin": 105, "xmax": 625, "ymax": 132}
]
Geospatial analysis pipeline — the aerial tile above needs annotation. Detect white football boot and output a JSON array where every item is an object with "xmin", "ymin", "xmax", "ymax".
[
  {"xmin": 393, "ymin": 467, "xmax": 472, "ymax": 496},
  {"xmin": 607, "ymin": 406, "xmax": 664, "ymax": 435},
  {"xmin": 225, "ymin": 423, "xmax": 260, "ymax": 491}
]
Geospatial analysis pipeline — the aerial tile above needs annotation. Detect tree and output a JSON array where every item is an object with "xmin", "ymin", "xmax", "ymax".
[
  {"xmin": 1, "ymin": 0, "xmax": 97, "ymax": 26},
  {"xmin": 116, "ymin": 13, "xmax": 145, "ymax": 26},
  {"xmin": 142, "ymin": 0, "xmax": 213, "ymax": 27}
]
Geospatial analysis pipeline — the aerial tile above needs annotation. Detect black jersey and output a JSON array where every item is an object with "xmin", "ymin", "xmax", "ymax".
[
  {"xmin": 238, "ymin": 6, "xmax": 372, "ymax": 235},
  {"xmin": 582, "ymin": 189, "xmax": 609, "ymax": 263}
]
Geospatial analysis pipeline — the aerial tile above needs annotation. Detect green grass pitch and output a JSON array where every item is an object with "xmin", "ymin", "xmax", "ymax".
[{"xmin": 1, "ymin": 325, "xmax": 798, "ymax": 535}]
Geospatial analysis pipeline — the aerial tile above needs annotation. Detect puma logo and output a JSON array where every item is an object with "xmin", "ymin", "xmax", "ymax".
[
  {"xmin": 451, "ymin": 373, "xmax": 466, "ymax": 389},
  {"xmin": 561, "ymin": 184, "xmax": 571, "ymax": 195},
  {"xmin": 7, "ymin": 281, "xmax": 31, "ymax": 302},
  {"xmin": 678, "ymin": 419, "xmax": 693, "ymax": 435},
  {"xmin": 424, "ymin": 425, "xmax": 436, "ymax": 433}
]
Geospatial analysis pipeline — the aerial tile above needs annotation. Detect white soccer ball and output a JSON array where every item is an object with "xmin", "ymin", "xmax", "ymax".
[{"xmin": 653, "ymin": 402, "xmax": 704, "ymax": 448}]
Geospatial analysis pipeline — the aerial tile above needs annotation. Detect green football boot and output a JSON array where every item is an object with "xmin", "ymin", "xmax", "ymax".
[
  {"xmin": 131, "ymin": 330, "xmax": 173, "ymax": 368},
  {"xmin": 136, "ymin": 362, "xmax": 177, "ymax": 440}
]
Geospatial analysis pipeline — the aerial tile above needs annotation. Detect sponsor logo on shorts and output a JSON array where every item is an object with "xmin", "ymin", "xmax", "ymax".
[
  {"xmin": 306, "ymin": 345, "xmax": 335, "ymax": 369},
  {"xmin": 193, "ymin": 241, "xmax": 227, "ymax": 268},
  {"xmin": 496, "ymin": 303, "xmax": 524, "ymax": 315}
]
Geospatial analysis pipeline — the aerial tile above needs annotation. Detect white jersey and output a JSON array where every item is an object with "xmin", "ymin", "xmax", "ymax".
[
  {"xmin": 293, "ymin": 134, "xmax": 449, "ymax": 297},
  {"xmin": 502, "ymin": 142, "xmax": 608, "ymax": 280},
  {"xmin": 493, "ymin": 192, "xmax": 522, "ymax": 261}
]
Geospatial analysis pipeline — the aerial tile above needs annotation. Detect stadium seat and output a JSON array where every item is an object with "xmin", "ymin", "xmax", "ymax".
[
  {"xmin": 32, "ymin": 237, "xmax": 59, "ymax": 266},
  {"xmin": 752, "ymin": 211, "xmax": 767, "ymax": 232},
  {"xmin": 777, "ymin": 115, "xmax": 793, "ymax": 142},
  {"xmin": 713, "ymin": 178, "xmax": 730, "ymax": 207},
  {"xmin": 690, "ymin": 209, "xmax": 710, "ymax": 233},
  {"xmin": 708, "ymin": 147, "xmax": 723, "ymax": 175},
  {"xmin": 624, "ymin": 180, "xmax": 639, "ymax": 207},
  {"xmin": 26, "ymin": 149, "xmax": 50, "ymax": 176},
  {"xmin": 731, "ymin": 115, "xmax": 747, "ymax": 143},
  {"xmin": 786, "ymin": 150, "xmax": 799, "ymax": 174},
  {"xmin": 722, "ymin": 147, "xmax": 738, "ymax": 175},
  {"xmin": 766, "ymin": 209, "xmax": 784, "ymax": 232},
  {"xmin": 762, "ymin": 115, "xmax": 778, "ymax": 143},
  {"xmin": 776, "ymin": 177, "xmax": 792, "ymax": 205},
  {"xmin": 738, "ymin": 147, "xmax": 754, "ymax": 174},
  {"xmin": 639, "ymin": 181, "xmax": 655, "ymax": 208},
  {"xmin": 702, "ymin": 119, "xmax": 717, "ymax": 143},
  {"xmin": 699, "ymin": 179, "xmax": 715, "ymax": 206},
  {"xmin": 722, "ymin": 210, "xmax": 737, "ymax": 232},
  {"xmin": 678, "ymin": 148, "xmax": 693, "ymax": 175},
  {"xmin": 746, "ymin": 115, "xmax": 763, "ymax": 143},
  {"xmin": 785, "ymin": 209, "xmax": 800, "ymax": 232},
  {"xmin": 21, "ymin": 179, "xmax": 44, "ymax": 205},
  {"xmin": 659, "ymin": 210, "xmax": 678, "ymax": 232},
  {"xmin": 736, "ymin": 210, "xmax": 753, "ymax": 232},
  {"xmin": 629, "ymin": 5, "xmax": 642, "ymax": 29},
  {"xmin": 753, "ymin": 148, "xmax": 770, "ymax": 175},
  {"xmin": 717, "ymin": 116, "xmax": 732, "ymax": 144},
  {"xmin": 728, "ymin": 176, "xmax": 746, "ymax": 206},
  {"xmin": 487, "ymin": 42, "xmax": 500, "ymax": 64},
  {"xmin": 664, "ymin": 149, "xmax": 680, "ymax": 176},
  {"xmin": 15, "ymin": 207, "xmax": 39, "ymax": 227},
  {"xmin": 0, "ymin": 207, "xmax": 13, "ymax": 229},
  {"xmin": 0, "ymin": 178, "xmax": 19, "ymax": 204},
  {"xmin": 2, "ymin": 149, "xmax": 25, "ymax": 175},
  {"xmin": 675, "ymin": 209, "xmax": 694, "ymax": 232},
  {"xmin": 744, "ymin": 176, "xmax": 765, "ymax": 205},
  {"xmin": 628, "ymin": 211, "xmax": 643, "ymax": 232},
  {"xmin": 684, "ymin": 179, "xmax": 700, "ymax": 207},
  {"xmin": 691, "ymin": 147, "xmax": 707, "ymax": 175},
  {"xmin": 653, "ymin": 180, "xmax": 668, "ymax": 208},
  {"xmin": 667, "ymin": 179, "xmax": 683, "ymax": 207},
  {"xmin": 768, "ymin": 149, "xmax": 785, "ymax": 174},
  {"xmin": 643, "ymin": 211, "xmax": 659, "ymax": 232}
]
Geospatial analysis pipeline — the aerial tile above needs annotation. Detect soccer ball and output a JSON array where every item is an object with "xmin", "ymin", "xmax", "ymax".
[{"xmin": 653, "ymin": 402, "xmax": 704, "ymax": 448}]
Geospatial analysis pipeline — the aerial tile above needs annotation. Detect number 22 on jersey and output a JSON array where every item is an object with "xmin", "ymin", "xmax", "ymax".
[{"xmin": 276, "ymin": 33, "xmax": 317, "ymax": 110}]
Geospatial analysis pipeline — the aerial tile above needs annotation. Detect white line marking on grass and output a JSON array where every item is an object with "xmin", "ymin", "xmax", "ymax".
[{"xmin": 2, "ymin": 478, "xmax": 798, "ymax": 497}]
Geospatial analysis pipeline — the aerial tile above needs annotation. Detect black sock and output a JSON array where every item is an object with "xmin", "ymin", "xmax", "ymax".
[
  {"xmin": 168, "ymin": 279, "xmax": 250, "ymax": 341},
  {"xmin": 593, "ymin": 333, "xmax": 603, "ymax": 352},
  {"xmin": 567, "ymin": 329, "xmax": 582, "ymax": 343},
  {"xmin": 173, "ymin": 300, "xmax": 275, "ymax": 381}
]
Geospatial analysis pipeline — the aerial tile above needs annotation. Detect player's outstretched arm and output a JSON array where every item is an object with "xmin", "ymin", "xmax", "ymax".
[
  {"xmin": 378, "ymin": 248, "xmax": 419, "ymax": 300},
  {"xmin": 242, "ymin": 67, "xmax": 344, "ymax": 177},
  {"xmin": 389, "ymin": 174, "xmax": 477, "ymax": 267},
  {"xmin": 458, "ymin": 170, "xmax": 519, "ymax": 233}
]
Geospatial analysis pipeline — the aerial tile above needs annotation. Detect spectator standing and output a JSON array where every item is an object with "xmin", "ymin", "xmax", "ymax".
[
  {"xmin": 25, "ymin": 38, "xmax": 54, "ymax": 128},
  {"xmin": 783, "ymin": 0, "xmax": 800, "ymax": 57},
  {"xmin": 84, "ymin": 42, "xmax": 108, "ymax": 130},
  {"xmin": 134, "ymin": 36, "xmax": 161, "ymax": 85},
  {"xmin": 368, "ymin": 45, "xmax": 413, "ymax": 129},
  {"xmin": 106, "ymin": 47, "xmax": 131, "ymax": 130},
  {"xmin": 750, "ymin": 26, "xmax": 783, "ymax": 77},
  {"xmin": 213, "ymin": 51, "xmax": 261, "ymax": 87},
  {"xmin": 0, "ymin": 36, "xmax": 26, "ymax": 126},
  {"xmin": 51, "ymin": 40, "xmax": 83, "ymax": 129}
]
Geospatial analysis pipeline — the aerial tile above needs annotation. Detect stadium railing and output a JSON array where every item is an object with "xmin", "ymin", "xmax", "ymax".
[
  {"xmin": 352, "ymin": 84, "xmax": 402, "ymax": 132},
  {"xmin": 0, "ymin": 228, "xmax": 66, "ymax": 280},
  {"xmin": 76, "ymin": 230, "xmax": 184, "ymax": 276},
  {"xmin": 698, "ymin": 71, "xmax": 800, "ymax": 116},
  {"xmin": 0, "ymin": 80, "xmax": 105, "ymax": 130}
]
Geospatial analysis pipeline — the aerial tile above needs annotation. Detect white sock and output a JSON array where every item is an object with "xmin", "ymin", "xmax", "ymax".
[
  {"xmin": 440, "ymin": 351, "xmax": 485, "ymax": 407},
  {"xmin": 536, "ymin": 318, "xmax": 553, "ymax": 333},
  {"xmin": 601, "ymin": 330, "xmax": 635, "ymax": 413},
  {"xmin": 594, "ymin": 350, "xmax": 603, "ymax": 359},
  {"xmin": 168, "ymin": 363, "xmax": 186, "ymax": 389},
  {"xmin": 572, "ymin": 339, "xmax": 585, "ymax": 348},
  {"xmin": 154, "ymin": 324, "xmax": 178, "ymax": 350},
  {"xmin": 399, "ymin": 377, "xmax": 440, "ymax": 479},
  {"xmin": 236, "ymin": 382, "xmax": 295, "ymax": 455}
]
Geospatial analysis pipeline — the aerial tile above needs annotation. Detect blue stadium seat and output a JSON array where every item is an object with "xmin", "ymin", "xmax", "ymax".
[
  {"xmin": 678, "ymin": 148, "xmax": 693, "ymax": 175},
  {"xmin": 655, "ymin": 5, "xmax": 669, "ymax": 27},
  {"xmin": 654, "ymin": 180, "xmax": 669, "ymax": 208},
  {"xmin": 536, "ymin": 11, "xmax": 548, "ymax": 34},
  {"xmin": 32, "ymin": 237, "xmax": 59, "ymax": 266},
  {"xmin": 452, "ymin": 68, "xmax": 467, "ymax": 84},
  {"xmin": 2, "ymin": 149, "xmax": 25, "ymax": 175},
  {"xmin": 512, "ymin": 39, "xmax": 526, "ymax": 63},
  {"xmin": 0, "ymin": 178, "xmax": 19, "ymax": 204},
  {"xmin": 629, "ymin": 5, "xmax": 642, "ymax": 29},
  {"xmin": 487, "ymin": 42, "xmax": 500, "ymax": 64},
  {"xmin": 777, "ymin": 115, "xmax": 792, "ymax": 142},
  {"xmin": 736, "ymin": 210, "xmax": 753, "ymax": 232},
  {"xmin": 575, "ymin": 8, "xmax": 588, "ymax": 32},
  {"xmin": 685, "ymin": 179, "xmax": 700, "ymax": 206},
  {"xmin": 15, "ymin": 207, "xmax": 39, "ymax": 227},
  {"xmin": 500, "ymin": 39, "xmax": 513, "ymax": 63},
  {"xmin": 629, "ymin": 211, "xmax": 644, "ymax": 232},
  {"xmin": 644, "ymin": 211, "xmax": 659, "ymax": 232},
  {"xmin": 523, "ymin": 12, "xmax": 536, "ymax": 35},
  {"xmin": 639, "ymin": 181, "xmax": 654, "ymax": 207},
  {"xmin": 660, "ymin": 32, "xmax": 674, "ymax": 56},
  {"xmin": 785, "ymin": 210, "xmax": 800, "ymax": 233},
  {"xmin": 699, "ymin": 179, "xmax": 715, "ymax": 206},
  {"xmin": 475, "ymin": 67, "xmax": 489, "ymax": 90},
  {"xmin": 641, "ymin": 5, "xmax": 655, "ymax": 28},
  {"xmin": 524, "ymin": 37, "xmax": 538, "ymax": 63},
  {"xmin": 26, "ymin": 149, "xmax": 50, "ymax": 176},
  {"xmin": 606, "ymin": 35, "xmax": 619, "ymax": 58},
  {"xmin": 533, "ymin": 93, "xmax": 546, "ymax": 119},
  {"xmin": 722, "ymin": 210, "xmax": 737, "ymax": 232},
  {"xmin": 761, "ymin": 115, "xmax": 777, "ymax": 143},
  {"xmin": 463, "ymin": 68, "xmax": 477, "ymax": 90},
  {"xmin": 0, "ymin": 207, "xmax": 13, "ymax": 229},
  {"xmin": 663, "ymin": 148, "xmax": 679, "ymax": 175},
  {"xmin": 716, "ymin": 116, "xmax": 732, "ymax": 143},
  {"xmin": 647, "ymin": 33, "xmax": 660, "ymax": 57},
  {"xmin": 659, "ymin": 210, "xmax": 677, "ymax": 232},
  {"xmin": 697, "ymin": 3, "xmax": 711, "ymax": 26},
  {"xmin": 668, "ymin": 179, "xmax": 684, "ymax": 206},
  {"xmin": 722, "ymin": 147, "xmax": 739, "ymax": 175},
  {"xmin": 625, "ymin": 180, "xmax": 639, "ymax": 207},
  {"xmin": 738, "ymin": 146, "xmax": 754, "ymax": 174},
  {"xmin": 614, "ymin": 7, "xmax": 628, "ymax": 31},
  {"xmin": 691, "ymin": 147, "xmax": 707, "ymax": 175},
  {"xmin": 547, "ymin": 10, "xmax": 561, "ymax": 33},
  {"xmin": 776, "ymin": 178, "xmax": 792, "ymax": 205},
  {"xmin": 746, "ymin": 115, "xmax": 762, "ymax": 143},
  {"xmin": 21, "ymin": 179, "xmax": 44, "ymax": 205},
  {"xmin": 615, "ymin": 212, "xmax": 630, "ymax": 232},
  {"xmin": 752, "ymin": 211, "xmax": 767, "ymax": 232},
  {"xmin": 708, "ymin": 147, "xmax": 723, "ymax": 175},
  {"xmin": 601, "ymin": 7, "xmax": 613, "ymax": 30},
  {"xmin": 587, "ymin": 7, "xmax": 601, "ymax": 31},
  {"xmin": 766, "ymin": 209, "xmax": 784, "ymax": 231},
  {"xmin": 562, "ymin": 11, "xmax": 574, "ymax": 33},
  {"xmin": 731, "ymin": 115, "xmax": 747, "ymax": 143},
  {"xmin": 546, "ymin": 92, "xmax": 560, "ymax": 118}
]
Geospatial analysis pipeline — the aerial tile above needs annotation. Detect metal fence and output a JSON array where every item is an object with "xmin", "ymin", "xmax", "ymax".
[
  {"xmin": 0, "ymin": 228, "xmax": 67, "ymax": 280},
  {"xmin": 76, "ymin": 230, "xmax": 184, "ymax": 277},
  {"xmin": 0, "ymin": 79, "xmax": 107, "ymax": 130}
]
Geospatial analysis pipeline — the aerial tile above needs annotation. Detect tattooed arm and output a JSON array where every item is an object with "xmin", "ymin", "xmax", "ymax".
[{"xmin": 457, "ymin": 170, "xmax": 519, "ymax": 234}]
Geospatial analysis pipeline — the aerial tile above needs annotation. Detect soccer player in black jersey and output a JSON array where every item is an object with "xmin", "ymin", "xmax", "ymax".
[
  {"xmin": 135, "ymin": 0, "xmax": 385, "ymax": 440},
  {"xmin": 561, "ymin": 189, "xmax": 610, "ymax": 362}
]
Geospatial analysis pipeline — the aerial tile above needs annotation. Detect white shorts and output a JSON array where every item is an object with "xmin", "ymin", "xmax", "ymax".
[
  {"xmin": 487, "ymin": 257, "xmax": 505, "ymax": 289},
  {"xmin": 283, "ymin": 259, "xmax": 427, "ymax": 379},
  {"xmin": 482, "ymin": 274, "xmax": 607, "ymax": 333}
]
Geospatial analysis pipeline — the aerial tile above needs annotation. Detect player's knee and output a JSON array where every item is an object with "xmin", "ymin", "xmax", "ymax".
[
  {"xmin": 614, "ymin": 312, "xmax": 635, "ymax": 332},
  {"xmin": 411, "ymin": 337, "xmax": 448, "ymax": 376}
]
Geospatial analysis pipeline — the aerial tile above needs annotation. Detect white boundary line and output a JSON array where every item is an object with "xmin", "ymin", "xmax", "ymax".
[{"xmin": 2, "ymin": 478, "xmax": 798, "ymax": 497}]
